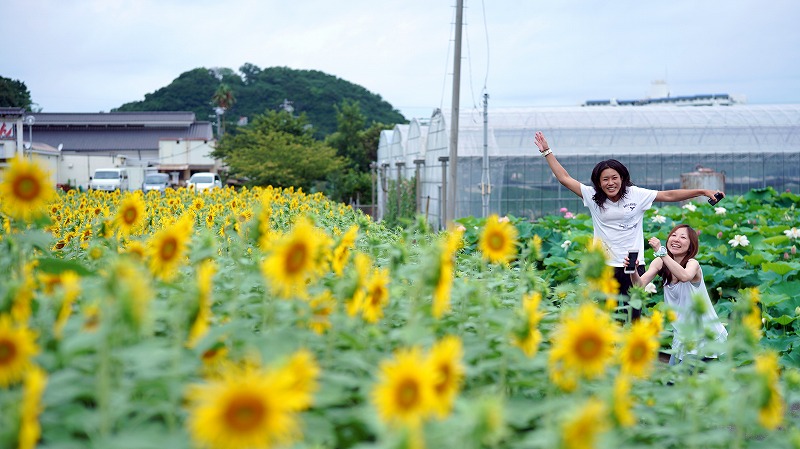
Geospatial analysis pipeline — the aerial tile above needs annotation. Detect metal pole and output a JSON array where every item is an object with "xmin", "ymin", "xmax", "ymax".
[
  {"xmin": 439, "ymin": 156, "xmax": 449, "ymax": 230},
  {"xmin": 447, "ymin": 0, "xmax": 463, "ymax": 226},
  {"xmin": 395, "ymin": 161, "xmax": 405, "ymax": 218},
  {"xmin": 414, "ymin": 159, "xmax": 425, "ymax": 214},
  {"xmin": 370, "ymin": 163, "xmax": 377, "ymax": 219},
  {"xmin": 481, "ymin": 92, "xmax": 490, "ymax": 217}
]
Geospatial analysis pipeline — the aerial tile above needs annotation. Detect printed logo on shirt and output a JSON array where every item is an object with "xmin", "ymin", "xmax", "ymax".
[{"xmin": 622, "ymin": 202, "xmax": 637, "ymax": 211}]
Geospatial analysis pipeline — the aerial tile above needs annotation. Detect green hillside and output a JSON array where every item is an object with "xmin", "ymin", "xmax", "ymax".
[{"xmin": 114, "ymin": 64, "xmax": 407, "ymax": 137}]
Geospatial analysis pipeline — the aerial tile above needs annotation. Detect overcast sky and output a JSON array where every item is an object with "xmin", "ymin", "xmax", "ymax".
[{"xmin": 4, "ymin": 0, "xmax": 799, "ymax": 120}]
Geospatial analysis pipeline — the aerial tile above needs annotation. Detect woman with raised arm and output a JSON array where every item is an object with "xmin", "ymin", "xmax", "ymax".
[
  {"xmin": 630, "ymin": 224, "xmax": 728, "ymax": 364},
  {"xmin": 534, "ymin": 131, "xmax": 723, "ymax": 320}
]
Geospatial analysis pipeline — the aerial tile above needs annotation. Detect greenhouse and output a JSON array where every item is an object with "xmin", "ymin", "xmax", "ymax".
[{"xmin": 376, "ymin": 104, "xmax": 800, "ymax": 227}]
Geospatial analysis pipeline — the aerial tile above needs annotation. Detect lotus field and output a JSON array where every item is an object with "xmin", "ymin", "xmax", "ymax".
[{"xmin": 1, "ymin": 157, "xmax": 800, "ymax": 449}]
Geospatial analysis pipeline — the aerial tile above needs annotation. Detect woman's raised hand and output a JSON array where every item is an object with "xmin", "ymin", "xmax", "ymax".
[{"xmin": 534, "ymin": 131, "xmax": 549, "ymax": 153}]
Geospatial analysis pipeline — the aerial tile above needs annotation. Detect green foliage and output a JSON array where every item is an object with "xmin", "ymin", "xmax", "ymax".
[
  {"xmin": 114, "ymin": 64, "xmax": 406, "ymax": 137},
  {"xmin": 384, "ymin": 177, "xmax": 417, "ymax": 228},
  {"xmin": 325, "ymin": 168, "xmax": 373, "ymax": 205},
  {"xmin": 213, "ymin": 110, "xmax": 344, "ymax": 190},
  {"xmin": 0, "ymin": 76, "xmax": 32, "ymax": 109}
]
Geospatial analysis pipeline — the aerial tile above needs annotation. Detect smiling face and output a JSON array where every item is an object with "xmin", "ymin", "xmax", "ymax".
[
  {"xmin": 666, "ymin": 225, "xmax": 698, "ymax": 262},
  {"xmin": 598, "ymin": 168, "xmax": 622, "ymax": 201}
]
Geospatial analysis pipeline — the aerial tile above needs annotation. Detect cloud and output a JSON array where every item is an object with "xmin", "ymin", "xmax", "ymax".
[{"xmin": 4, "ymin": 0, "xmax": 799, "ymax": 118}]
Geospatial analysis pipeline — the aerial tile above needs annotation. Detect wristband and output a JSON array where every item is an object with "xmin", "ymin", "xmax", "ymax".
[
  {"xmin": 654, "ymin": 247, "xmax": 667, "ymax": 257},
  {"xmin": 541, "ymin": 149, "xmax": 553, "ymax": 157}
]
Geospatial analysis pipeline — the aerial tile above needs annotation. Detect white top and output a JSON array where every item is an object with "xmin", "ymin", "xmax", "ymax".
[
  {"xmin": 579, "ymin": 184, "xmax": 657, "ymax": 267},
  {"xmin": 662, "ymin": 266, "xmax": 728, "ymax": 360}
]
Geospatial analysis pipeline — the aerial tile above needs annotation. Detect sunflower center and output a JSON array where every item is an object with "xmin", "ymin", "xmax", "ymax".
[
  {"xmin": 576, "ymin": 334, "xmax": 602, "ymax": 360},
  {"xmin": 0, "ymin": 339, "xmax": 16, "ymax": 365},
  {"xmin": 396, "ymin": 378, "xmax": 420, "ymax": 410},
  {"xmin": 14, "ymin": 175, "xmax": 41, "ymax": 202},
  {"xmin": 629, "ymin": 341, "xmax": 647, "ymax": 362},
  {"xmin": 123, "ymin": 207, "xmax": 138, "ymax": 225},
  {"xmin": 434, "ymin": 364, "xmax": 452, "ymax": 394},
  {"xmin": 224, "ymin": 395, "xmax": 267, "ymax": 432},
  {"xmin": 284, "ymin": 242, "xmax": 309, "ymax": 275},
  {"xmin": 160, "ymin": 237, "xmax": 178, "ymax": 261},
  {"xmin": 487, "ymin": 232, "xmax": 506, "ymax": 251}
]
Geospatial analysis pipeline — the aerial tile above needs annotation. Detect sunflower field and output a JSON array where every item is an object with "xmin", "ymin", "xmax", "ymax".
[{"xmin": 1, "ymin": 156, "xmax": 800, "ymax": 449}]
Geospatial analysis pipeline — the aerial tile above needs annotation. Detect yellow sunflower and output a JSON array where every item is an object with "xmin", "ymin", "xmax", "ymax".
[
  {"xmin": 187, "ymin": 364, "xmax": 301, "ymax": 449},
  {"xmin": 561, "ymin": 398, "xmax": 609, "ymax": 449},
  {"xmin": 478, "ymin": 215, "xmax": 518, "ymax": 264},
  {"xmin": 54, "ymin": 271, "xmax": 81, "ymax": 339},
  {"xmin": 147, "ymin": 214, "xmax": 193, "ymax": 280},
  {"xmin": 282, "ymin": 349, "xmax": 320, "ymax": 411},
  {"xmin": 549, "ymin": 303, "xmax": 619, "ymax": 380},
  {"xmin": 344, "ymin": 252, "xmax": 371, "ymax": 317},
  {"xmin": 0, "ymin": 156, "xmax": 57, "ymax": 222},
  {"xmin": 372, "ymin": 347, "xmax": 436, "ymax": 429},
  {"xmin": 432, "ymin": 229, "xmax": 462, "ymax": 319},
  {"xmin": 427, "ymin": 335, "xmax": 464, "ymax": 418},
  {"xmin": 362, "ymin": 268, "xmax": 390, "ymax": 324},
  {"xmin": 307, "ymin": 291, "xmax": 335, "ymax": 334},
  {"xmin": 754, "ymin": 352, "xmax": 784, "ymax": 430},
  {"xmin": 0, "ymin": 314, "xmax": 40, "ymax": 387},
  {"xmin": 113, "ymin": 193, "xmax": 146, "ymax": 236},
  {"xmin": 261, "ymin": 217, "xmax": 324, "ymax": 298},
  {"xmin": 613, "ymin": 375, "xmax": 635, "ymax": 427},
  {"xmin": 18, "ymin": 365, "xmax": 47, "ymax": 449},
  {"xmin": 187, "ymin": 260, "xmax": 216, "ymax": 348},
  {"xmin": 618, "ymin": 320, "xmax": 659, "ymax": 378},
  {"xmin": 331, "ymin": 225, "xmax": 359, "ymax": 277},
  {"xmin": 511, "ymin": 292, "xmax": 544, "ymax": 357}
]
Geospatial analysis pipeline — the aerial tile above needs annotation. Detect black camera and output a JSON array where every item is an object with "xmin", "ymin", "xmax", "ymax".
[{"xmin": 708, "ymin": 192, "xmax": 724, "ymax": 206}]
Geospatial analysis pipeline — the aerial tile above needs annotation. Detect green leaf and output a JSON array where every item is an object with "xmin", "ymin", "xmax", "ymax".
[
  {"xmin": 36, "ymin": 257, "xmax": 94, "ymax": 276},
  {"xmin": 770, "ymin": 314, "xmax": 796, "ymax": 325},
  {"xmin": 762, "ymin": 261, "xmax": 799, "ymax": 276}
]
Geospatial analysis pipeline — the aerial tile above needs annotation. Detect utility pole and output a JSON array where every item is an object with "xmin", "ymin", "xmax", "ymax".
[
  {"xmin": 481, "ymin": 93, "xmax": 490, "ymax": 217},
  {"xmin": 446, "ymin": 0, "xmax": 463, "ymax": 226}
]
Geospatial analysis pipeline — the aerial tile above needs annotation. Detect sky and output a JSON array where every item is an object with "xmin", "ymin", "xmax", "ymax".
[{"xmin": 4, "ymin": 0, "xmax": 800, "ymax": 120}]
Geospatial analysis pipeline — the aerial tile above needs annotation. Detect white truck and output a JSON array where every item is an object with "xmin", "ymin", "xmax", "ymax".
[{"xmin": 89, "ymin": 168, "xmax": 129, "ymax": 191}]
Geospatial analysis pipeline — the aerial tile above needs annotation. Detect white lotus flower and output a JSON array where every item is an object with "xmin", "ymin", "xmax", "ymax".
[
  {"xmin": 651, "ymin": 215, "xmax": 666, "ymax": 223},
  {"xmin": 728, "ymin": 234, "xmax": 750, "ymax": 248},
  {"xmin": 682, "ymin": 203, "xmax": 697, "ymax": 212},
  {"xmin": 644, "ymin": 282, "xmax": 657, "ymax": 294},
  {"xmin": 784, "ymin": 227, "xmax": 800, "ymax": 239},
  {"xmin": 714, "ymin": 207, "xmax": 726, "ymax": 215},
  {"xmin": 561, "ymin": 240, "xmax": 572, "ymax": 250}
]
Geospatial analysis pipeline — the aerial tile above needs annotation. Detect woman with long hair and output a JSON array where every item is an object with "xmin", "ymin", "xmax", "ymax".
[
  {"xmin": 533, "ymin": 131, "xmax": 723, "ymax": 320},
  {"xmin": 630, "ymin": 224, "xmax": 728, "ymax": 364}
]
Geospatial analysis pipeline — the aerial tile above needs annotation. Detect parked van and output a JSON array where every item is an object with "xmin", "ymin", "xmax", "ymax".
[
  {"xmin": 90, "ymin": 168, "xmax": 129, "ymax": 191},
  {"xmin": 142, "ymin": 172, "xmax": 171, "ymax": 193}
]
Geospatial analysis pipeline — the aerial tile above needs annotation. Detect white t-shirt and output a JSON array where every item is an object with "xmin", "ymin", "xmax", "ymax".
[{"xmin": 579, "ymin": 184, "xmax": 657, "ymax": 267}]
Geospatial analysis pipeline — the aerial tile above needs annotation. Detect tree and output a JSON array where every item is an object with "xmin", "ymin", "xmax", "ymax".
[
  {"xmin": 0, "ymin": 76, "xmax": 32, "ymax": 109},
  {"xmin": 212, "ymin": 84, "xmax": 236, "ymax": 136},
  {"xmin": 213, "ymin": 110, "xmax": 344, "ymax": 190}
]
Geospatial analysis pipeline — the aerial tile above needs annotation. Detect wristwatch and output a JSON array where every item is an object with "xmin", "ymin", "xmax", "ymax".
[{"xmin": 654, "ymin": 247, "xmax": 667, "ymax": 258}]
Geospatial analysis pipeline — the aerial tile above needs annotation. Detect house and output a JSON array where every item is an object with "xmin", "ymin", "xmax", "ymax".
[{"xmin": 1, "ymin": 109, "xmax": 217, "ymax": 190}]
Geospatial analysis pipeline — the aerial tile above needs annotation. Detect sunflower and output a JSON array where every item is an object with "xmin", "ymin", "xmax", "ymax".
[
  {"xmin": 187, "ymin": 260, "xmax": 216, "ymax": 348},
  {"xmin": 618, "ymin": 320, "xmax": 659, "ymax": 378},
  {"xmin": 549, "ymin": 303, "xmax": 619, "ymax": 380},
  {"xmin": 372, "ymin": 347, "xmax": 436, "ymax": 429},
  {"xmin": 754, "ymin": 352, "xmax": 784, "ymax": 430},
  {"xmin": 0, "ymin": 314, "xmax": 40, "ymax": 387},
  {"xmin": 561, "ymin": 398, "xmax": 609, "ymax": 449},
  {"xmin": 282, "ymin": 349, "xmax": 320, "ymax": 411},
  {"xmin": 114, "ymin": 193, "xmax": 146, "ymax": 236},
  {"xmin": 0, "ymin": 156, "xmax": 57, "ymax": 222},
  {"xmin": 432, "ymin": 229, "xmax": 462, "ymax": 319},
  {"xmin": 122, "ymin": 240, "xmax": 146, "ymax": 260},
  {"xmin": 478, "ymin": 215, "xmax": 518, "ymax": 264},
  {"xmin": 18, "ymin": 365, "xmax": 47, "ymax": 449},
  {"xmin": 344, "ymin": 252, "xmax": 371, "ymax": 317},
  {"xmin": 307, "ymin": 291, "xmax": 335, "ymax": 334},
  {"xmin": 511, "ymin": 292, "xmax": 544, "ymax": 357},
  {"xmin": 261, "ymin": 217, "xmax": 324, "ymax": 298},
  {"xmin": 186, "ymin": 364, "xmax": 301, "ymax": 449},
  {"xmin": 331, "ymin": 225, "xmax": 359, "ymax": 277},
  {"xmin": 147, "ymin": 215, "xmax": 193, "ymax": 280},
  {"xmin": 427, "ymin": 336, "xmax": 464, "ymax": 418},
  {"xmin": 54, "ymin": 271, "xmax": 81, "ymax": 339},
  {"xmin": 613, "ymin": 375, "xmax": 635, "ymax": 427},
  {"xmin": 362, "ymin": 268, "xmax": 390, "ymax": 324}
]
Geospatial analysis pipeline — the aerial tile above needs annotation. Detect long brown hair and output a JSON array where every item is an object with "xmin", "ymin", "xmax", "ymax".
[{"xmin": 659, "ymin": 224, "xmax": 699, "ymax": 285}]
